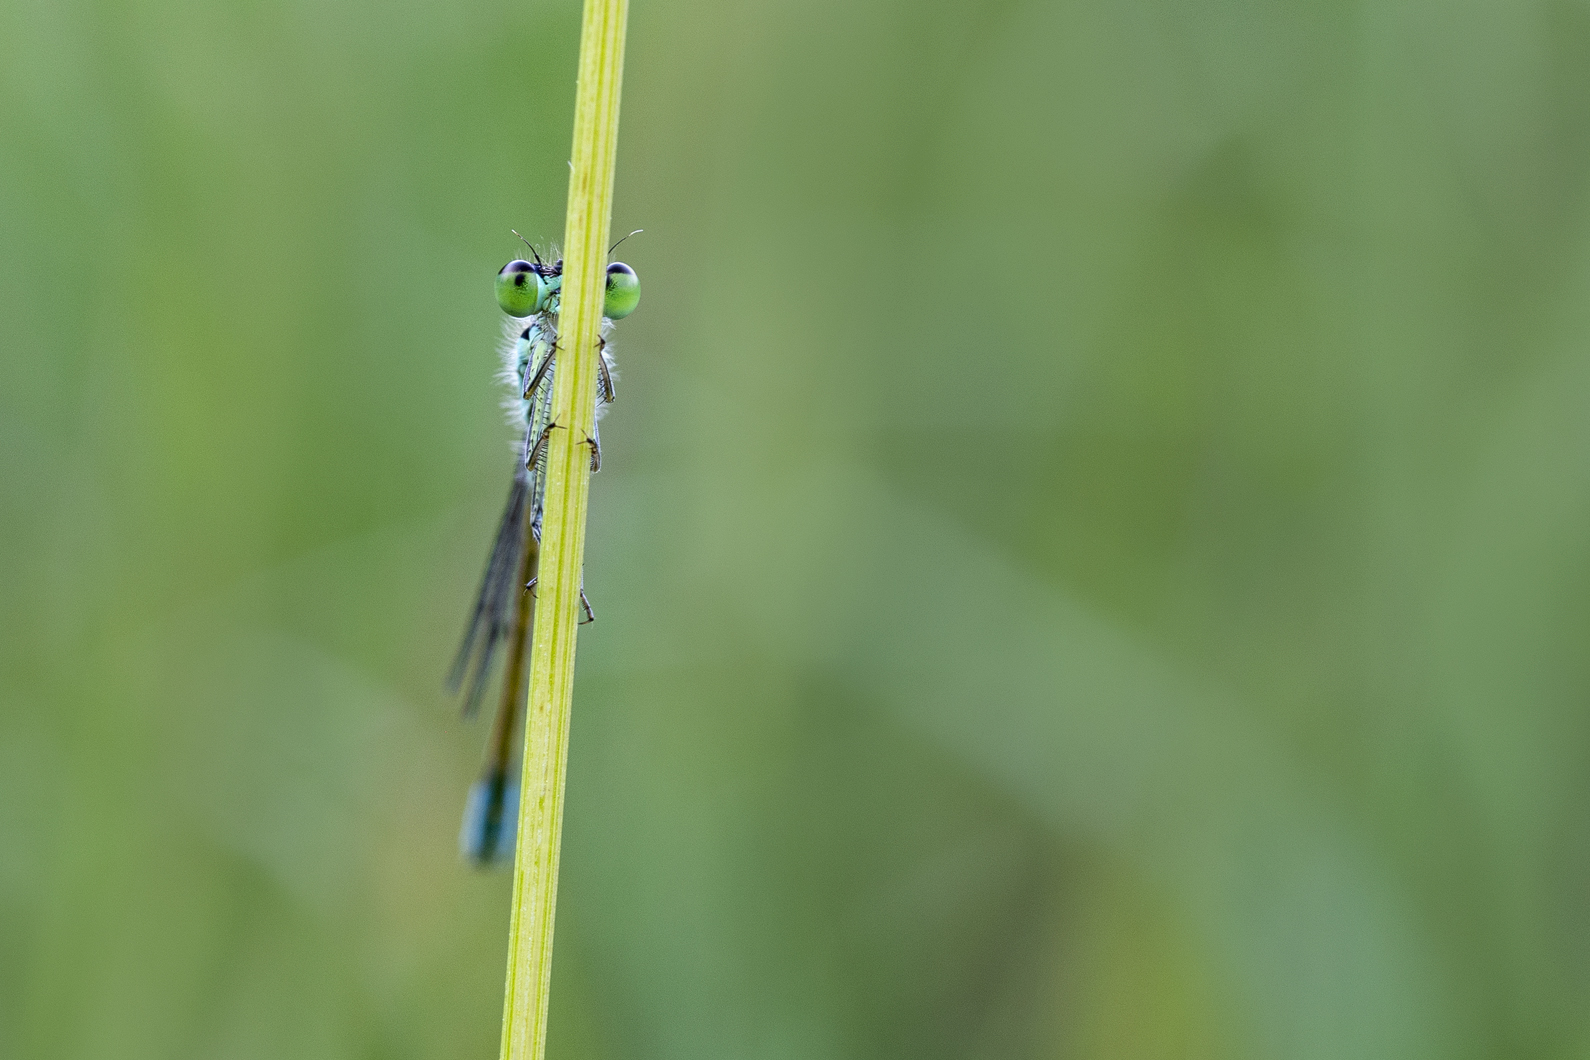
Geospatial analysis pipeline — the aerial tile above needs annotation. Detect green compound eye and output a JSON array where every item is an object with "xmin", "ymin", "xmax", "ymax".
[
  {"xmin": 496, "ymin": 260, "xmax": 547, "ymax": 317},
  {"xmin": 603, "ymin": 262, "xmax": 640, "ymax": 319}
]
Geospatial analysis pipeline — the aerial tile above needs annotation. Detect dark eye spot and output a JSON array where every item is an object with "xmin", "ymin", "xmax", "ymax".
[{"xmin": 521, "ymin": 328, "xmax": 532, "ymax": 339}]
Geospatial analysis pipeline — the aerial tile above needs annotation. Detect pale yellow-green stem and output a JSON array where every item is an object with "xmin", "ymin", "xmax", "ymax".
[{"xmin": 497, "ymin": 3, "xmax": 628, "ymax": 1059}]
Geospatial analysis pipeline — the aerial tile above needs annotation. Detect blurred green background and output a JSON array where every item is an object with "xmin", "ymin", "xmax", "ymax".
[{"xmin": 5, "ymin": 0, "xmax": 1590, "ymax": 1057}]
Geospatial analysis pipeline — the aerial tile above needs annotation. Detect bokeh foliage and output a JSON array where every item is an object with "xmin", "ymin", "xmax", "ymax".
[{"xmin": 4, "ymin": 0, "xmax": 1590, "ymax": 1058}]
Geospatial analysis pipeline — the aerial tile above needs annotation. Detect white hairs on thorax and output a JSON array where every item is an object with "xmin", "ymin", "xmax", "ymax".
[{"xmin": 497, "ymin": 313, "xmax": 621, "ymax": 435}]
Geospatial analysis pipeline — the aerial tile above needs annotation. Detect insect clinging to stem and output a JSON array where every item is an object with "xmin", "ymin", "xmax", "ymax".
[{"xmin": 449, "ymin": 229, "xmax": 642, "ymax": 865}]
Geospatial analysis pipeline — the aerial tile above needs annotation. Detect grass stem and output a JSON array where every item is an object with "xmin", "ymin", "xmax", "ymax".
[{"xmin": 497, "ymin": 3, "xmax": 629, "ymax": 1058}]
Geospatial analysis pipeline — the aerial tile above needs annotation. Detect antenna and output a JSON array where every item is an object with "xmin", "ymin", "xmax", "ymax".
[
  {"xmin": 510, "ymin": 230, "xmax": 543, "ymax": 266},
  {"xmin": 608, "ymin": 229, "xmax": 643, "ymax": 256}
]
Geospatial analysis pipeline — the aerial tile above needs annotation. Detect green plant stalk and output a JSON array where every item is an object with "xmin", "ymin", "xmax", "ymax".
[{"xmin": 497, "ymin": 2, "xmax": 628, "ymax": 1059}]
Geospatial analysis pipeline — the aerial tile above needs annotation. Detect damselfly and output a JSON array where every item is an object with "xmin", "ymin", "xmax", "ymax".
[{"xmin": 449, "ymin": 233, "xmax": 641, "ymax": 865}]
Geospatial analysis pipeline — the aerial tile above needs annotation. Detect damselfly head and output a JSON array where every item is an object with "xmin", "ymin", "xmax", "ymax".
[
  {"xmin": 603, "ymin": 261, "xmax": 640, "ymax": 319},
  {"xmin": 496, "ymin": 259, "xmax": 548, "ymax": 317}
]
